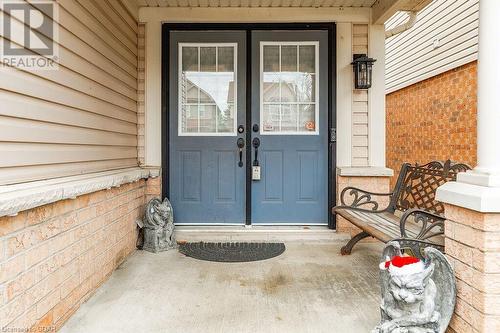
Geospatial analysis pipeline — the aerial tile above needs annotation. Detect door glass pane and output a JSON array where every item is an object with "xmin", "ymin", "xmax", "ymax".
[
  {"xmin": 186, "ymin": 80, "xmax": 198, "ymax": 103},
  {"xmin": 263, "ymin": 45, "xmax": 279, "ymax": 72},
  {"xmin": 218, "ymin": 103, "xmax": 235, "ymax": 133},
  {"xmin": 199, "ymin": 105, "xmax": 216, "ymax": 132},
  {"xmin": 262, "ymin": 104, "xmax": 280, "ymax": 133},
  {"xmin": 298, "ymin": 104, "xmax": 316, "ymax": 132},
  {"xmin": 261, "ymin": 42, "xmax": 318, "ymax": 135},
  {"xmin": 179, "ymin": 44, "xmax": 237, "ymax": 135},
  {"xmin": 297, "ymin": 73, "xmax": 315, "ymax": 102},
  {"xmin": 280, "ymin": 72, "xmax": 299, "ymax": 103},
  {"xmin": 281, "ymin": 104, "xmax": 298, "ymax": 132},
  {"xmin": 263, "ymin": 72, "xmax": 280, "ymax": 103},
  {"xmin": 299, "ymin": 45, "xmax": 315, "ymax": 73},
  {"xmin": 182, "ymin": 47, "xmax": 198, "ymax": 71},
  {"xmin": 200, "ymin": 47, "xmax": 216, "ymax": 72},
  {"xmin": 281, "ymin": 45, "xmax": 297, "ymax": 72},
  {"xmin": 184, "ymin": 105, "xmax": 199, "ymax": 133},
  {"xmin": 218, "ymin": 47, "xmax": 234, "ymax": 72}
]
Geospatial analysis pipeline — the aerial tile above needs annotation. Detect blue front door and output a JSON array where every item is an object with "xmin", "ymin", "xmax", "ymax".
[
  {"xmin": 169, "ymin": 31, "xmax": 247, "ymax": 224},
  {"xmin": 169, "ymin": 30, "xmax": 328, "ymax": 225},
  {"xmin": 250, "ymin": 31, "xmax": 328, "ymax": 224}
]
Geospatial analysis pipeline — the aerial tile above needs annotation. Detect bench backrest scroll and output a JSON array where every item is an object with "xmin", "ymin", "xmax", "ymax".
[{"xmin": 388, "ymin": 160, "xmax": 471, "ymax": 215}]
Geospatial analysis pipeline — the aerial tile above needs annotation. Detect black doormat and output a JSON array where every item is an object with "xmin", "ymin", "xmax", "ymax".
[{"xmin": 178, "ymin": 242, "xmax": 286, "ymax": 262}]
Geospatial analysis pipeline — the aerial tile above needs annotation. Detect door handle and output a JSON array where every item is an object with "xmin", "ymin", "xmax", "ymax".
[
  {"xmin": 237, "ymin": 138, "xmax": 245, "ymax": 167},
  {"xmin": 252, "ymin": 138, "xmax": 260, "ymax": 166}
]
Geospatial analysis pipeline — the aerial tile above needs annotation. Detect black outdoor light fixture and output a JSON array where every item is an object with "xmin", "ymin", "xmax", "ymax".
[{"xmin": 352, "ymin": 54, "xmax": 376, "ymax": 89}]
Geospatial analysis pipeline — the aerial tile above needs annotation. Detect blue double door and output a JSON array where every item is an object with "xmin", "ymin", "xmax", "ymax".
[{"xmin": 169, "ymin": 30, "xmax": 329, "ymax": 225}]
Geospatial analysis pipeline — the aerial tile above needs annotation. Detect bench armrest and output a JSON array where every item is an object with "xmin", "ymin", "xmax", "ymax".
[
  {"xmin": 390, "ymin": 238, "xmax": 444, "ymax": 259},
  {"xmin": 333, "ymin": 186, "xmax": 394, "ymax": 213},
  {"xmin": 399, "ymin": 208, "xmax": 445, "ymax": 240}
]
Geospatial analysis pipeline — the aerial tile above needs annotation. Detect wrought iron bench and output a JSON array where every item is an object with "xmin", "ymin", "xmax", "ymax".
[{"xmin": 332, "ymin": 160, "xmax": 471, "ymax": 256}]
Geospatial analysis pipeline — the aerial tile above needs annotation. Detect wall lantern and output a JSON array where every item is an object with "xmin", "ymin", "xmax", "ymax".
[{"xmin": 352, "ymin": 54, "xmax": 376, "ymax": 89}]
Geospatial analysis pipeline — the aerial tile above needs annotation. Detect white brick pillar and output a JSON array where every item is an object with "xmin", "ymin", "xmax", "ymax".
[{"xmin": 436, "ymin": 1, "xmax": 500, "ymax": 332}]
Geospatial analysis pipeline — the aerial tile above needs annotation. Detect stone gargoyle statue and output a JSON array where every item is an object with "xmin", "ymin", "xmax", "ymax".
[
  {"xmin": 372, "ymin": 241, "xmax": 456, "ymax": 333},
  {"xmin": 138, "ymin": 197, "xmax": 176, "ymax": 253}
]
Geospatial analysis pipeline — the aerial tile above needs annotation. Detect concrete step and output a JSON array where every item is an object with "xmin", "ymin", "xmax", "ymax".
[{"xmin": 174, "ymin": 226, "xmax": 349, "ymax": 243}]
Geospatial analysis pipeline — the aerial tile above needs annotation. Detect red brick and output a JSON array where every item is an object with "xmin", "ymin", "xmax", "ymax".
[{"xmin": 386, "ymin": 61, "xmax": 477, "ymax": 187}]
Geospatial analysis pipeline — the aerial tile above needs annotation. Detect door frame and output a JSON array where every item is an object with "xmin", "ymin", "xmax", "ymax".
[{"xmin": 161, "ymin": 23, "xmax": 337, "ymax": 228}]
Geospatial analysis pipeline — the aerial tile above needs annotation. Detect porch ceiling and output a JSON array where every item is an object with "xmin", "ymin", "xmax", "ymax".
[
  {"xmin": 136, "ymin": 0, "xmax": 378, "ymax": 7},
  {"xmin": 134, "ymin": 0, "xmax": 430, "ymax": 10},
  {"xmin": 131, "ymin": 0, "xmax": 432, "ymax": 24}
]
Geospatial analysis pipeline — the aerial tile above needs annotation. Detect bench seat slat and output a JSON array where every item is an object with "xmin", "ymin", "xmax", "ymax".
[
  {"xmin": 335, "ymin": 208, "xmax": 444, "ymax": 247},
  {"xmin": 349, "ymin": 211, "xmax": 408, "ymax": 236}
]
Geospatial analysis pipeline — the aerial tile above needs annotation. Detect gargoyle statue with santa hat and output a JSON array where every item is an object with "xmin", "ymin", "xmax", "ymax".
[{"xmin": 372, "ymin": 241, "xmax": 456, "ymax": 333}]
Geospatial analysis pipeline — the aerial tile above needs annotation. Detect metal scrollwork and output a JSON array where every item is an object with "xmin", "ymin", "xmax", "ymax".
[
  {"xmin": 339, "ymin": 187, "xmax": 393, "ymax": 213},
  {"xmin": 394, "ymin": 160, "xmax": 471, "ymax": 215},
  {"xmin": 400, "ymin": 208, "xmax": 445, "ymax": 250}
]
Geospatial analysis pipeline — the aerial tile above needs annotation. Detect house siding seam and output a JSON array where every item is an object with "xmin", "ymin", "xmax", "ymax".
[
  {"xmin": 352, "ymin": 24, "xmax": 369, "ymax": 167},
  {"xmin": 138, "ymin": 24, "xmax": 146, "ymax": 166},
  {"xmin": 0, "ymin": 177, "xmax": 161, "ymax": 331},
  {"xmin": 385, "ymin": 0, "xmax": 479, "ymax": 93},
  {"xmin": 0, "ymin": 0, "xmax": 139, "ymax": 185},
  {"xmin": 386, "ymin": 61, "xmax": 477, "ymax": 188}
]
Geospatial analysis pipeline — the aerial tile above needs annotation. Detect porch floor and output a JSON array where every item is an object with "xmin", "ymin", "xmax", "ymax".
[{"xmin": 60, "ymin": 241, "xmax": 383, "ymax": 333}]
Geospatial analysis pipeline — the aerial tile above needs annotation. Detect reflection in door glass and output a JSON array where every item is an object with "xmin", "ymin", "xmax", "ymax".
[
  {"xmin": 299, "ymin": 104, "xmax": 316, "ymax": 132},
  {"xmin": 281, "ymin": 104, "xmax": 298, "ymax": 132},
  {"xmin": 261, "ymin": 42, "xmax": 318, "ymax": 134},
  {"xmin": 179, "ymin": 44, "xmax": 237, "ymax": 135},
  {"xmin": 262, "ymin": 104, "xmax": 280, "ymax": 132}
]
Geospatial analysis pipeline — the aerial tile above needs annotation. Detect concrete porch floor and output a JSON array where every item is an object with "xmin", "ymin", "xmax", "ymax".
[{"xmin": 60, "ymin": 241, "xmax": 384, "ymax": 333}]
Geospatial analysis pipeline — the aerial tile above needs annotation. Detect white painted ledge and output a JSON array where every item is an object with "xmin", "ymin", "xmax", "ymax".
[
  {"xmin": 436, "ymin": 181, "xmax": 500, "ymax": 213},
  {"xmin": 337, "ymin": 167, "xmax": 393, "ymax": 177},
  {"xmin": 457, "ymin": 170, "xmax": 500, "ymax": 187},
  {"xmin": 0, "ymin": 167, "xmax": 160, "ymax": 218}
]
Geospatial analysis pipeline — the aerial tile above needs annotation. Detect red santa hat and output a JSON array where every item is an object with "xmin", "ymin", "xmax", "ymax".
[{"xmin": 380, "ymin": 255, "xmax": 424, "ymax": 276}]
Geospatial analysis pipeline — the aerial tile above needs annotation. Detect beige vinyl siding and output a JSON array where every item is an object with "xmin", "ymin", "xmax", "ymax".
[
  {"xmin": 385, "ymin": 0, "xmax": 479, "ymax": 93},
  {"xmin": 352, "ymin": 24, "xmax": 369, "ymax": 167},
  {"xmin": 0, "ymin": 0, "xmax": 138, "ymax": 185},
  {"xmin": 138, "ymin": 24, "xmax": 145, "ymax": 165}
]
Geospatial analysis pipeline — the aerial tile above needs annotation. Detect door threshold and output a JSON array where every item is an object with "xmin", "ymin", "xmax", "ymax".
[{"xmin": 175, "ymin": 225, "xmax": 348, "ymax": 243}]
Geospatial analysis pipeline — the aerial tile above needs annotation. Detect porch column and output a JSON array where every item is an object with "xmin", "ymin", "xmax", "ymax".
[
  {"xmin": 436, "ymin": 1, "xmax": 500, "ymax": 332},
  {"xmin": 437, "ymin": 0, "xmax": 500, "ymax": 212},
  {"xmin": 460, "ymin": 0, "xmax": 500, "ymax": 186}
]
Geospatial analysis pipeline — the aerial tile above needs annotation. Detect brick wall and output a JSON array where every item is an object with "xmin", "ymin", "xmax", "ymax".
[
  {"xmin": 386, "ymin": 61, "xmax": 477, "ymax": 188},
  {"xmin": 0, "ymin": 177, "xmax": 161, "ymax": 331},
  {"xmin": 444, "ymin": 204, "xmax": 500, "ymax": 332}
]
